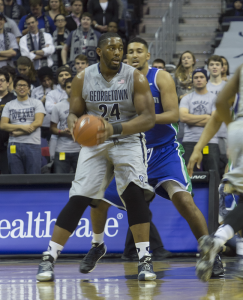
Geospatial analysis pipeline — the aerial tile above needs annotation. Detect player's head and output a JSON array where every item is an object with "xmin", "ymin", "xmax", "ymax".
[
  {"xmin": 220, "ymin": 56, "xmax": 230, "ymax": 76},
  {"xmin": 64, "ymin": 77, "xmax": 72, "ymax": 97},
  {"xmin": 192, "ymin": 68, "xmax": 208, "ymax": 90},
  {"xmin": 75, "ymin": 54, "xmax": 89, "ymax": 73},
  {"xmin": 127, "ymin": 37, "xmax": 149, "ymax": 71},
  {"xmin": 207, "ymin": 55, "xmax": 223, "ymax": 79},
  {"xmin": 152, "ymin": 58, "xmax": 166, "ymax": 70},
  {"xmin": 96, "ymin": 32, "xmax": 123, "ymax": 70}
]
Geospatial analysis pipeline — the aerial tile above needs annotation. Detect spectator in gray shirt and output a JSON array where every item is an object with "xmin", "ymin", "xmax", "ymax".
[
  {"xmin": 206, "ymin": 55, "xmax": 228, "ymax": 177},
  {"xmin": 179, "ymin": 68, "xmax": 220, "ymax": 181},
  {"xmin": 51, "ymin": 78, "xmax": 80, "ymax": 173},
  {"xmin": 1, "ymin": 75, "xmax": 45, "ymax": 174},
  {"xmin": 0, "ymin": 13, "xmax": 19, "ymax": 68}
]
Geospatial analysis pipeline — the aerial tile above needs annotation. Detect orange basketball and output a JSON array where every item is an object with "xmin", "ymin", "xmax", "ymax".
[{"xmin": 73, "ymin": 115, "xmax": 104, "ymax": 147}]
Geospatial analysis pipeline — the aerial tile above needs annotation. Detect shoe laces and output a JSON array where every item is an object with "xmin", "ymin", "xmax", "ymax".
[
  {"xmin": 140, "ymin": 257, "xmax": 152, "ymax": 271},
  {"xmin": 83, "ymin": 245, "xmax": 101, "ymax": 262},
  {"xmin": 39, "ymin": 261, "xmax": 53, "ymax": 271}
]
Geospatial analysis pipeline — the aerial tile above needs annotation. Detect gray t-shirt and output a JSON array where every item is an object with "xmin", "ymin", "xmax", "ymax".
[
  {"xmin": 206, "ymin": 80, "xmax": 227, "ymax": 138},
  {"xmin": 0, "ymin": 32, "xmax": 19, "ymax": 67},
  {"xmin": 180, "ymin": 91, "xmax": 218, "ymax": 144},
  {"xmin": 51, "ymin": 99, "xmax": 81, "ymax": 153},
  {"xmin": 2, "ymin": 97, "xmax": 46, "ymax": 145}
]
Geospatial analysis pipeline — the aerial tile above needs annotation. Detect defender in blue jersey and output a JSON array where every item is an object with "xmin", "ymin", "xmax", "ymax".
[{"xmin": 80, "ymin": 38, "xmax": 223, "ymax": 278}]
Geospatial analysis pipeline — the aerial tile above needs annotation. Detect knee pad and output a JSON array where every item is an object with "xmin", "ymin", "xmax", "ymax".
[
  {"xmin": 122, "ymin": 182, "xmax": 150, "ymax": 227},
  {"xmin": 56, "ymin": 196, "xmax": 91, "ymax": 233}
]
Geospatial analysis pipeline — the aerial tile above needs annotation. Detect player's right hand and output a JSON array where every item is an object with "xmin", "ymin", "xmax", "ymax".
[{"xmin": 187, "ymin": 148, "xmax": 203, "ymax": 177}]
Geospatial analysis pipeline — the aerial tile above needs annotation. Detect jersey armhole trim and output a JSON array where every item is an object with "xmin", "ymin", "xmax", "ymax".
[{"xmin": 154, "ymin": 69, "xmax": 160, "ymax": 92}]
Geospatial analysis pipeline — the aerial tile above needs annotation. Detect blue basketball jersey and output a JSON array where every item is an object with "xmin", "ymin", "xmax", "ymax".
[{"xmin": 145, "ymin": 67, "xmax": 178, "ymax": 148}]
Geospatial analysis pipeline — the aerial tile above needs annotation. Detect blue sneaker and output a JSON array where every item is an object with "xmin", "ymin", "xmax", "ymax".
[{"xmin": 138, "ymin": 255, "xmax": 156, "ymax": 281}]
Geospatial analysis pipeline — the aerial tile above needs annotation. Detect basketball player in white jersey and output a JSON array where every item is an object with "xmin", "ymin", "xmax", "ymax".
[
  {"xmin": 36, "ymin": 32, "xmax": 157, "ymax": 282},
  {"xmin": 194, "ymin": 64, "xmax": 243, "ymax": 282}
]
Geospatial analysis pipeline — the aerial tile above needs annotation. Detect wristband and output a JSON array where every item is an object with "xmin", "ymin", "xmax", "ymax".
[
  {"xmin": 58, "ymin": 130, "xmax": 61, "ymax": 135},
  {"xmin": 112, "ymin": 123, "xmax": 123, "ymax": 135}
]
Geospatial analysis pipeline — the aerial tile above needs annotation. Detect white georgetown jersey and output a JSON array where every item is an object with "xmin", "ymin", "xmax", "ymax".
[{"xmin": 82, "ymin": 63, "xmax": 137, "ymax": 128}]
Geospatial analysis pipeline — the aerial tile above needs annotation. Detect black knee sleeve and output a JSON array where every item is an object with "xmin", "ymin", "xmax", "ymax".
[
  {"xmin": 224, "ymin": 194, "xmax": 243, "ymax": 233},
  {"xmin": 56, "ymin": 196, "xmax": 91, "ymax": 233},
  {"xmin": 122, "ymin": 182, "xmax": 150, "ymax": 227}
]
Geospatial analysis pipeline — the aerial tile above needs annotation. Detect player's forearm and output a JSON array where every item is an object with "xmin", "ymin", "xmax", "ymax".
[
  {"xmin": 215, "ymin": 102, "xmax": 232, "ymax": 126},
  {"xmin": 121, "ymin": 112, "xmax": 155, "ymax": 135},
  {"xmin": 61, "ymin": 48, "xmax": 68, "ymax": 65},
  {"xmin": 194, "ymin": 115, "xmax": 222, "ymax": 151},
  {"xmin": 155, "ymin": 111, "xmax": 179, "ymax": 124}
]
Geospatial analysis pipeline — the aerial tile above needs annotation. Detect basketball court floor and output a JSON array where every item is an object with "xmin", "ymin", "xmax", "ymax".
[{"xmin": 0, "ymin": 257, "xmax": 242, "ymax": 300}]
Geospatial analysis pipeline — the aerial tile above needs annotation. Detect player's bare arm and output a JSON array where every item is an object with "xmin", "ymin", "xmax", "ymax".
[
  {"xmin": 156, "ymin": 70, "xmax": 179, "ymax": 124},
  {"xmin": 67, "ymin": 70, "xmax": 86, "ymax": 133},
  {"xmin": 121, "ymin": 70, "xmax": 155, "ymax": 135},
  {"xmin": 215, "ymin": 64, "xmax": 241, "ymax": 125}
]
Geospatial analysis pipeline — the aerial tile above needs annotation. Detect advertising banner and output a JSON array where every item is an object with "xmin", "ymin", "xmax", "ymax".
[{"xmin": 0, "ymin": 183, "xmax": 208, "ymax": 254}]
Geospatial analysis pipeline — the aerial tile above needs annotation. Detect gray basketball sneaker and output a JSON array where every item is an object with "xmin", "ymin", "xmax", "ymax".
[
  {"xmin": 196, "ymin": 235, "xmax": 221, "ymax": 282},
  {"xmin": 36, "ymin": 251, "xmax": 55, "ymax": 282},
  {"xmin": 138, "ymin": 255, "xmax": 157, "ymax": 281}
]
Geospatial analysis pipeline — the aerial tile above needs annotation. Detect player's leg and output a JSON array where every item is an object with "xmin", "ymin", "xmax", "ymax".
[
  {"xmin": 36, "ymin": 144, "xmax": 113, "ymax": 282},
  {"xmin": 79, "ymin": 200, "xmax": 111, "ymax": 274},
  {"xmin": 112, "ymin": 136, "xmax": 156, "ymax": 281},
  {"xmin": 196, "ymin": 121, "xmax": 243, "ymax": 281}
]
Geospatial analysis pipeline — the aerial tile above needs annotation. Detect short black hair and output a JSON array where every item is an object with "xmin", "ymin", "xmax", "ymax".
[
  {"xmin": 54, "ymin": 14, "xmax": 66, "ymax": 23},
  {"xmin": 97, "ymin": 32, "xmax": 121, "ymax": 48},
  {"xmin": 81, "ymin": 12, "xmax": 92, "ymax": 21},
  {"xmin": 70, "ymin": 0, "xmax": 82, "ymax": 6},
  {"xmin": 26, "ymin": 14, "xmax": 37, "ymax": 23},
  {"xmin": 14, "ymin": 75, "xmax": 31, "ymax": 88},
  {"xmin": 64, "ymin": 77, "xmax": 73, "ymax": 88},
  {"xmin": 128, "ymin": 37, "xmax": 148, "ymax": 49},
  {"xmin": 0, "ymin": 69, "xmax": 10, "ymax": 82},
  {"xmin": 1, "ymin": 65, "xmax": 16, "ymax": 80},
  {"xmin": 152, "ymin": 58, "xmax": 166, "ymax": 66}
]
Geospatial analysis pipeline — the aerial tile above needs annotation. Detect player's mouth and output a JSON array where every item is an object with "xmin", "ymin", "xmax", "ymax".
[
  {"xmin": 112, "ymin": 59, "xmax": 120, "ymax": 65},
  {"xmin": 132, "ymin": 61, "xmax": 139, "ymax": 67}
]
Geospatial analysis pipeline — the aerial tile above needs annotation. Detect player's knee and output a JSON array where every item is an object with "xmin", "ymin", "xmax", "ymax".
[
  {"xmin": 96, "ymin": 200, "xmax": 111, "ymax": 212},
  {"xmin": 56, "ymin": 196, "xmax": 92, "ymax": 233},
  {"xmin": 172, "ymin": 192, "xmax": 196, "ymax": 215}
]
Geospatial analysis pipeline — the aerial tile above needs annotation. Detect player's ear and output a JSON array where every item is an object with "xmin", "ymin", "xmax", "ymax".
[
  {"xmin": 96, "ymin": 47, "xmax": 102, "ymax": 58},
  {"xmin": 146, "ymin": 52, "xmax": 151, "ymax": 61}
]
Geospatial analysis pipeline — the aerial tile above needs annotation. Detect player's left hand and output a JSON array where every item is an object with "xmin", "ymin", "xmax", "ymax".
[
  {"xmin": 187, "ymin": 148, "xmax": 203, "ymax": 177},
  {"xmin": 96, "ymin": 118, "xmax": 114, "ymax": 145}
]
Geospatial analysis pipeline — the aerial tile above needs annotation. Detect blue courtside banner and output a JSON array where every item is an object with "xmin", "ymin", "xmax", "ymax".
[{"xmin": 0, "ymin": 182, "xmax": 208, "ymax": 254}]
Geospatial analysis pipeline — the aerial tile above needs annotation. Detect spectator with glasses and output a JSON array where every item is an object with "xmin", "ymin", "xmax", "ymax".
[
  {"xmin": 1, "ymin": 75, "xmax": 45, "ymax": 174},
  {"xmin": 19, "ymin": 14, "xmax": 55, "ymax": 70},
  {"xmin": 52, "ymin": 14, "xmax": 70, "ymax": 72}
]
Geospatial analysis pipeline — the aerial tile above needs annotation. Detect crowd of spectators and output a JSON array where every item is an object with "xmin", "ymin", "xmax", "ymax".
[{"xmin": 0, "ymin": 0, "xmax": 236, "ymax": 180}]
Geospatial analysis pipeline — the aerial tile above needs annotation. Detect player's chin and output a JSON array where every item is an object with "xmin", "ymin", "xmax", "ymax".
[{"xmin": 109, "ymin": 62, "xmax": 121, "ymax": 70}]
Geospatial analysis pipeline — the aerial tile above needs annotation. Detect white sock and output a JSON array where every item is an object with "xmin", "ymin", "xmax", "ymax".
[
  {"xmin": 214, "ymin": 224, "xmax": 235, "ymax": 248},
  {"xmin": 236, "ymin": 237, "xmax": 243, "ymax": 256},
  {"xmin": 92, "ymin": 232, "xmax": 104, "ymax": 245},
  {"xmin": 48, "ymin": 241, "xmax": 63, "ymax": 261},
  {"xmin": 135, "ymin": 242, "xmax": 150, "ymax": 260}
]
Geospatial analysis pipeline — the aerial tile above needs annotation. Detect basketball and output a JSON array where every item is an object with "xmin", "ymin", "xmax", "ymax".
[{"xmin": 73, "ymin": 115, "xmax": 104, "ymax": 147}]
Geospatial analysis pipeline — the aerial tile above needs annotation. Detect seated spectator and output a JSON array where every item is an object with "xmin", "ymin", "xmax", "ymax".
[
  {"xmin": 62, "ymin": 13, "xmax": 100, "ymax": 67},
  {"xmin": 1, "ymin": 65, "xmax": 16, "ymax": 94},
  {"xmin": 45, "ymin": 65, "xmax": 71, "ymax": 160},
  {"xmin": 152, "ymin": 58, "xmax": 166, "ymax": 70},
  {"xmin": 51, "ymin": 77, "xmax": 80, "ymax": 173},
  {"xmin": 1, "ymin": 75, "xmax": 45, "ymax": 174},
  {"xmin": 31, "ymin": 66, "xmax": 56, "ymax": 141},
  {"xmin": 220, "ymin": 56, "xmax": 230, "ymax": 81},
  {"xmin": 0, "ymin": 0, "xmax": 22, "ymax": 42},
  {"xmin": 122, "ymin": 55, "xmax": 127, "ymax": 64},
  {"xmin": 107, "ymin": 21, "xmax": 127, "ymax": 54},
  {"xmin": 179, "ymin": 68, "xmax": 220, "ymax": 181},
  {"xmin": 52, "ymin": 14, "xmax": 70, "ymax": 72},
  {"xmin": 219, "ymin": 0, "xmax": 243, "ymax": 23},
  {"xmin": 88, "ymin": 0, "xmax": 118, "ymax": 33},
  {"xmin": 19, "ymin": 14, "xmax": 55, "ymax": 70},
  {"xmin": 45, "ymin": 0, "xmax": 67, "ymax": 21},
  {"xmin": 18, "ymin": 0, "xmax": 56, "ymax": 36},
  {"xmin": 74, "ymin": 54, "xmax": 88, "ymax": 74},
  {"xmin": 0, "ymin": 69, "xmax": 16, "ymax": 174},
  {"xmin": 17, "ymin": 56, "xmax": 39, "ymax": 92},
  {"xmin": 0, "ymin": 13, "xmax": 19, "ymax": 68},
  {"xmin": 4, "ymin": 0, "xmax": 26, "ymax": 24},
  {"xmin": 65, "ymin": 0, "xmax": 82, "ymax": 32}
]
